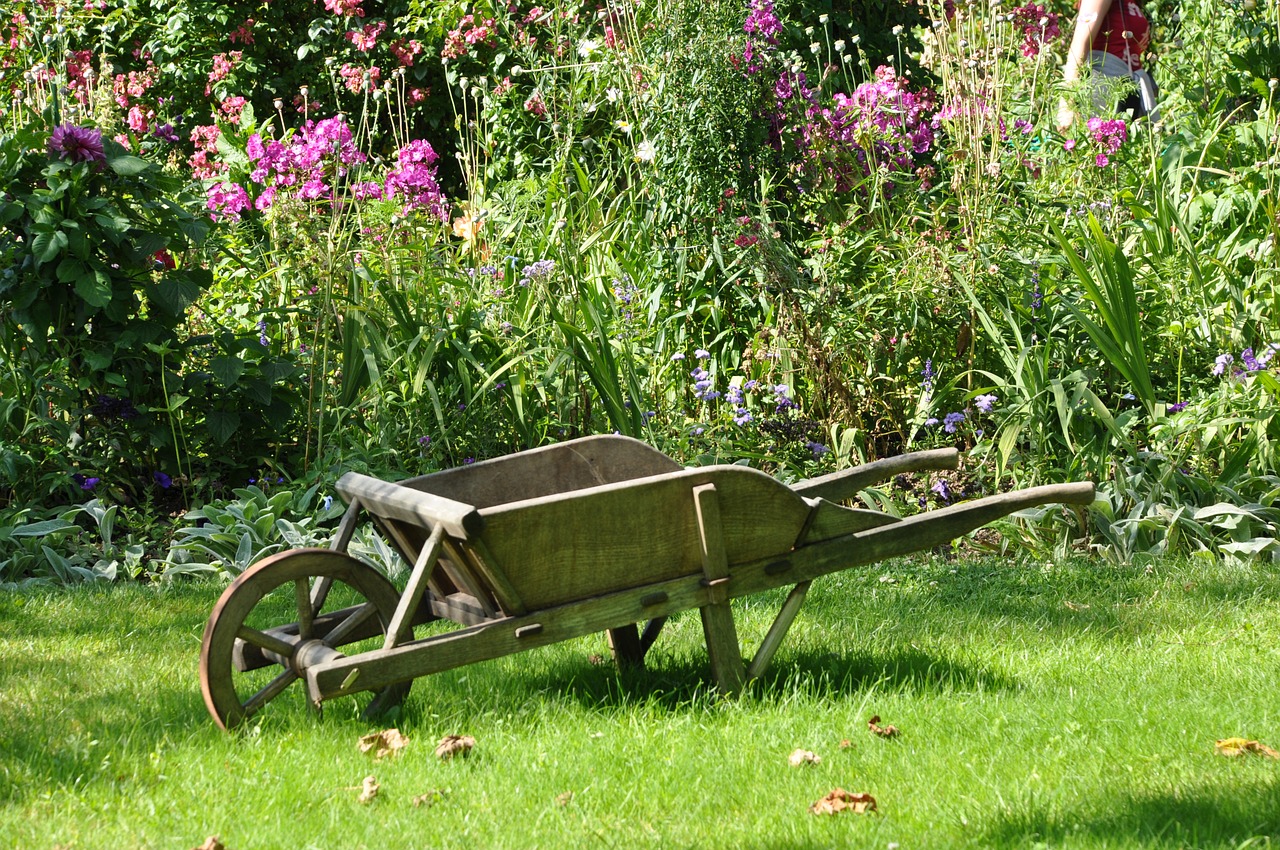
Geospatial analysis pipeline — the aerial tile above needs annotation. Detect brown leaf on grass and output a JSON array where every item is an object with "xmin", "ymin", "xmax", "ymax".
[
  {"xmin": 555, "ymin": 791, "xmax": 574, "ymax": 807},
  {"xmin": 588, "ymin": 654, "xmax": 606, "ymax": 666},
  {"xmin": 359, "ymin": 728, "xmax": 409, "ymax": 759},
  {"xmin": 839, "ymin": 739, "xmax": 854, "ymax": 750},
  {"xmin": 436, "ymin": 734, "xmax": 476, "ymax": 760},
  {"xmin": 412, "ymin": 789, "xmax": 446, "ymax": 808},
  {"xmin": 192, "ymin": 838, "xmax": 226, "ymax": 850},
  {"xmin": 1064, "ymin": 600, "xmax": 1090, "ymax": 611},
  {"xmin": 357, "ymin": 775, "xmax": 380, "ymax": 804},
  {"xmin": 809, "ymin": 789, "xmax": 878, "ymax": 815},
  {"xmin": 1215, "ymin": 737, "xmax": 1280, "ymax": 758},
  {"xmin": 788, "ymin": 748, "xmax": 821, "ymax": 767},
  {"xmin": 868, "ymin": 715, "xmax": 900, "ymax": 738}
]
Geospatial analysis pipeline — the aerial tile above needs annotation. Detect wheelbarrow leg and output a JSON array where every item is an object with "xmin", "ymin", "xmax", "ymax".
[
  {"xmin": 694, "ymin": 484, "xmax": 746, "ymax": 695},
  {"xmin": 607, "ymin": 625, "xmax": 645, "ymax": 668},
  {"xmin": 746, "ymin": 581, "xmax": 811, "ymax": 680}
]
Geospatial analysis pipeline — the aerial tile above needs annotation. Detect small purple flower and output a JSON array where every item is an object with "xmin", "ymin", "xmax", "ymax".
[
  {"xmin": 943, "ymin": 411, "xmax": 965, "ymax": 433},
  {"xmin": 463, "ymin": 457, "xmax": 475, "ymax": 464},
  {"xmin": 734, "ymin": 410, "xmax": 753, "ymax": 426},
  {"xmin": 1241, "ymin": 348, "xmax": 1261, "ymax": 372},
  {"xmin": 691, "ymin": 426, "xmax": 705, "ymax": 436},
  {"xmin": 151, "ymin": 123, "xmax": 180, "ymax": 143},
  {"xmin": 48, "ymin": 124, "xmax": 106, "ymax": 165},
  {"xmin": 924, "ymin": 417, "xmax": 939, "ymax": 427},
  {"xmin": 694, "ymin": 349, "xmax": 711, "ymax": 359},
  {"xmin": 922, "ymin": 359, "xmax": 934, "ymax": 381},
  {"xmin": 807, "ymin": 441, "xmax": 830, "ymax": 458},
  {"xmin": 152, "ymin": 471, "xmax": 172, "ymax": 489},
  {"xmin": 418, "ymin": 435, "xmax": 431, "ymax": 446},
  {"xmin": 73, "ymin": 474, "xmax": 100, "ymax": 491},
  {"xmin": 974, "ymin": 394, "xmax": 998, "ymax": 413},
  {"xmin": 1166, "ymin": 401, "xmax": 1188, "ymax": 414},
  {"xmin": 1212, "ymin": 353, "xmax": 1233, "ymax": 377},
  {"xmin": 931, "ymin": 479, "xmax": 952, "ymax": 503},
  {"xmin": 671, "ymin": 352, "xmax": 686, "ymax": 361}
]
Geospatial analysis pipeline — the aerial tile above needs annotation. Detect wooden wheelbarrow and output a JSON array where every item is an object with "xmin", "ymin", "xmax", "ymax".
[{"xmin": 199, "ymin": 435, "xmax": 1094, "ymax": 730}]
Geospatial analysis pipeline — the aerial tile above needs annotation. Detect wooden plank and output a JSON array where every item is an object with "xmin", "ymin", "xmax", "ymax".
[
  {"xmin": 638, "ymin": 617, "xmax": 667, "ymax": 654},
  {"xmin": 746, "ymin": 581, "xmax": 811, "ymax": 680},
  {"xmin": 329, "ymin": 499, "xmax": 362, "ymax": 553},
  {"xmin": 428, "ymin": 593, "xmax": 499, "ymax": 626},
  {"xmin": 397, "ymin": 434, "xmax": 683, "ymax": 509},
  {"xmin": 693, "ymin": 484, "xmax": 746, "ymax": 696},
  {"xmin": 791, "ymin": 448, "xmax": 959, "ymax": 502},
  {"xmin": 480, "ymin": 465, "xmax": 811, "ymax": 610},
  {"xmin": 384, "ymin": 525, "xmax": 444, "ymax": 650},
  {"xmin": 461, "ymin": 538, "xmax": 527, "ymax": 617},
  {"xmin": 438, "ymin": 537, "xmax": 500, "ymax": 618},
  {"xmin": 799, "ymin": 498, "xmax": 900, "ymax": 544},
  {"xmin": 337, "ymin": 472, "xmax": 484, "ymax": 539},
  {"xmin": 606, "ymin": 625, "xmax": 644, "ymax": 668}
]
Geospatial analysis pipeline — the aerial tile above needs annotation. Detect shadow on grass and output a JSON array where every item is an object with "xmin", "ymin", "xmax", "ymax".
[
  {"xmin": 980, "ymin": 778, "xmax": 1280, "ymax": 848},
  {"xmin": 497, "ymin": 642, "xmax": 1019, "ymax": 713}
]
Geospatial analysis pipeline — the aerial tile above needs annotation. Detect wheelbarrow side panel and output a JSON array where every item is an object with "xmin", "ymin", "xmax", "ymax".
[
  {"xmin": 396, "ymin": 434, "xmax": 682, "ymax": 509},
  {"xmin": 477, "ymin": 465, "xmax": 812, "ymax": 610}
]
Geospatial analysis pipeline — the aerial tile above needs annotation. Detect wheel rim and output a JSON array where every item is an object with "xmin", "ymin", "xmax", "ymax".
[{"xmin": 199, "ymin": 548, "xmax": 409, "ymax": 731}]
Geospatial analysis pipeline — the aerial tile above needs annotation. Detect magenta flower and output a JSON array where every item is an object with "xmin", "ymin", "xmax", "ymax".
[{"xmin": 48, "ymin": 124, "xmax": 105, "ymax": 165}]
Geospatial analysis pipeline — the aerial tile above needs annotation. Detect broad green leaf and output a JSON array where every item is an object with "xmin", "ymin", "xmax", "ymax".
[
  {"xmin": 209, "ymin": 355, "xmax": 245, "ymax": 387},
  {"xmin": 151, "ymin": 276, "xmax": 202, "ymax": 315},
  {"xmin": 74, "ymin": 268, "xmax": 113, "ymax": 308},
  {"xmin": 32, "ymin": 229, "xmax": 69, "ymax": 264},
  {"xmin": 107, "ymin": 154, "xmax": 152, "ymax": 176},
  {"xmin": 206, "ymin": 409, "xmax": 241, "ymax": 443}
]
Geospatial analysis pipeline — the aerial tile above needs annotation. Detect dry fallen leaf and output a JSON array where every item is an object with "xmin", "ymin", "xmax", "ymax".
[
  {"xmin": 412, "ymin": 789, "xmax": 445, "ymax": 808},
  {"xmin": 810, "ymin": 788, "xmax": 878, "ymax": 815},
  {"xmin": 357, "ymin": 775, "xmax": 380, "ymax": 804},
  {"xmin": 588, "ymin": 653, "xmax": 606, "ymax": 665},
  {"xmin": 555, "ymin": 791, "xmax": 574, "ymax": 807},
  {"xmin": 839, "ymin": 739, "xmax": 854, "ymax": 750},
  {"xmin": 192, "ymin": 838, "xmax": 226, "ymax": 850},
  {"xmin": 359, "ymin": 728, "xmax": 410, "ymax": 759},
  {"xmin": 1215, "ymin": 737, "xmax": 1280, "ymax": 758},
  {"xmin": 1064, "ymin": 600, "xmax": 1090, "ymax": 611},
  {"xmin": 436, "ymin": 734, "xmax": 476, "ymax": 760},
  {"xmin": 788, "ymin": 748, "xmax": 821, "ymax": 767},
  {"xmin": 868, "ymin": 715, "xmax": 900, "ymax": 738}
]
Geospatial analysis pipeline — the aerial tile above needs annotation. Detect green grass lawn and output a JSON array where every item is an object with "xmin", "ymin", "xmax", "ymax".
[{"xmin": 2, "ymin": 556, "xmax": 1278, "ymax": 849}]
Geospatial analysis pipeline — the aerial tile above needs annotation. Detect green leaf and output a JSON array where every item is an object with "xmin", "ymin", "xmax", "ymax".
[
  {"xmin": 74, "ymin": 268, "xmax": 113, "ymax": 308},
  {"xmin": 151, "ymin": 276, "xmax": 202, "ymax": 315},
  {"xmin": 107, "ymin": 154, "xmax": 152, "ymax": 177},
  {"xmin": 32, "ymin": 230, "xmax": 69, "ymax": 265},
  {"xmin": 56, "ymin": 257, "xmax": 86, "ymax": 283},
  {"xmin": 209, "ymin": 355, "xmax": 245, "ymax": 387},
  {"xmin": 206, "ymin": 410, "xmax": 241, "ymax": 444},
  {"xmin": 11, "ymin": 519, "xmax": 78, "ymax": 537}
]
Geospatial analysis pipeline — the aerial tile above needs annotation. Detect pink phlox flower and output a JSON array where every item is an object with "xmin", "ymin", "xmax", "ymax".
[
  {"xmin": 206, "ymin": 181, "xmax": 250, "ymax": 221},
  {"xmin": 345, "ymin": 21, "xmax": 385, "ymax": 52},
  {"xmin": 384, "ymin": 139, "xmax": 448, "ymax": 219}
]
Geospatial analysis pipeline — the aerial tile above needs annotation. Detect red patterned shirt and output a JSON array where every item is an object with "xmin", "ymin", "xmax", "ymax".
[{"xmin": 1092, "ymin": 0, "xmax": 1150, "ymax": 70}]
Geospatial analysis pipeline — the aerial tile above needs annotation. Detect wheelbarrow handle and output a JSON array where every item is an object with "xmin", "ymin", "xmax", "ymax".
[{"xmin": 791, "ymin": 448, "xmax": 960, "ymax": 502}]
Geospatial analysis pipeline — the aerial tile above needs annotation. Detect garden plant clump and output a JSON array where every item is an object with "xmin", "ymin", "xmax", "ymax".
[{"xmin": 0, "ymin": 0, "xmax": 1277, "ymax": 573}]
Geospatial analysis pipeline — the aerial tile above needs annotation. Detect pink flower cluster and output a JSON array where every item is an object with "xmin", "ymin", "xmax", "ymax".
[
  {"xmin": 1011, "ymin": 3, "xmax": 1061, "ymax": 58},
  {"xmin": 188, "ymin": 124, "xmax": 224, "ymax": 179},
  {"xmin": 442, "ymin": 15, "xmax": 497, "ymax": 60},
  {"xmin": 339, "ymin": 62, "xmax": 381, "ymax": 93},
  {"xmin": 322, "ymin": 0, "xmax": 365, "ymax": 17},
  {"xmin": 346, "ymin": 21, "xmax": 385, "ymax": 52},
  {"xmin": 248, "ymin": 115, "xmax": 367, "ymax": 203},
  {"xmin": 389, "ymin": 37, "xmax": 423, "ymax": 67},
  {"xmin": 206, "ymin": 51, "xmax": 242, "ymax": 96},
  {"xmin": 1086, "ymin": 116, "xmax": 1127, "ymax": 167},
  {"xmin": 384, "ymin": 139, "xmax": 448, "ymax": 219},
  {"xmin": 738, "ymin": 0, "xmax": 781, "ymax": 74}
]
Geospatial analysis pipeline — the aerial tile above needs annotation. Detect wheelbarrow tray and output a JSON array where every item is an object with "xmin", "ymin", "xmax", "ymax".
[{"xmin": 200, "ymin": 435, "xmax": 1094, "ymax": 730}]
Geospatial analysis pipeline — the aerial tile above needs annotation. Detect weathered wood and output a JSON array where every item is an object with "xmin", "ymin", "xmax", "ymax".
[
  {"xmin": 607, "ymin": 624, "xmax": 645, "ymax": 668},
  {"xmin": 329, "ymin": 499, "xmax": 362, "ymax": 552},
  {"xmin": 304, "ymin": 482, "xmax": 1094, "ymax": 704},
  {"xmin": 428, "ymin": 592, "xmax": 498, "ymax": 626},
  {"xmin": 638, "ymin": 616, "xmax": 667, "ymax": 653},
  {"xmin": 337, "ymin": 472, "xmax": 484, "ymax": 539},
  {"xmin": 746, "ymin": 581, "xmax": 811, "ymax": 680},
  {"xmin": 437, "ymin": 536, "xmax": 500, "ymax": 618},
  {"xmin": 480, "ymin": 465, "xmax": 810, "ymax": 610},
  {"xmin": 200, "ymin": 549, "xmax": 410, "ymax": 731},
  {"xmin": 693, "ymin": 484, "xmax": 746, "ymax": 696},
  {"xmin": 799, "ymin": 498, "xmax": 900, "ymax": 544},
  {"xmin": 384, "ymin": 524, "xmax": 445, "ymax": 650},
  {"xmin": 791, "ymin": 448, "xmax": 959, "ymax": 502},
  {"xmin": 460, "ymin": 538, "xmax": 527, "ymax": 617},
  {"xmin": 398, "ymin": 434, "xmax": 682, "ymax": 509}
]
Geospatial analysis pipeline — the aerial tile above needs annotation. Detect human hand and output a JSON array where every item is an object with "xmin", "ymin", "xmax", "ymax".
[{"xmin": 1056, "ymin": 98, "xmax": 1076, "ymax": 132}]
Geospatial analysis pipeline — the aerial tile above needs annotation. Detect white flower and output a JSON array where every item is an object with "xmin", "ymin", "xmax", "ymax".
[
  {"xmin": 605, "ymin": 86, "xmax": 621, "ymax": 103},
  {"xmin": 577, "ymin": 38, "xmax": 600, "ymax": 58},
  {"xmin": 616, "ymin": 119, "xmax": 632, "ymax": 133},
  {"xmin": 892, "ymin": 24, "xmax": 904, "ymax": 35},
  {"xmin": 636, "ymin": 140, "xmax": 656, "ymax": 163}
]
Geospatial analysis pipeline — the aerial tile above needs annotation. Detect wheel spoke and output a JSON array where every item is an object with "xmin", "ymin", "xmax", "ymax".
[
  {"xmin": 323, "ymin": 602, "xmax": 378, "ymax": 648},
  {"xmin": 310, "ymin": 575, "xmax": 334, "ymax": 613},
  {"xmin": 236, "ymin": 625, "xmax": 297, "ymax": 660},
  {"xmin": 295, "ymin": 578, "xmax": 315, "ymax": 640},
  {"xmin": 242, "ymin": 669, "xmax": 299, "ymax": 717}
]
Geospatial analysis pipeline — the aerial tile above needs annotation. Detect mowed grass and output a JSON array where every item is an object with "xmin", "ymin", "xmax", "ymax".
[{"xmin": 1, "ymin": 556, "xmax": 1278, "ymax": 849}]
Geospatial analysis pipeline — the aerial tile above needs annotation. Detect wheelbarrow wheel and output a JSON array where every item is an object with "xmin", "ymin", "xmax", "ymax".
[{"xmin": 200, "ymin": 548, "xmax": 412, "ymax": 731}]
